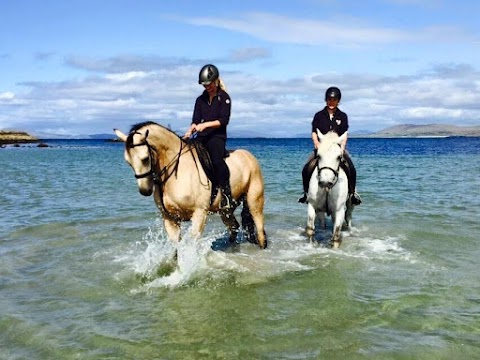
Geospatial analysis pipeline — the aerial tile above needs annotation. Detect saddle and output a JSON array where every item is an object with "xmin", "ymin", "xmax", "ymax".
[{"xmin": 187, "ymin": 140, "xmax": 231, "ymax": 204}]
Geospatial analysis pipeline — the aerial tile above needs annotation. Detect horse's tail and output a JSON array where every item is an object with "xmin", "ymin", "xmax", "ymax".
[{"xmin": 241, "ymin": 195, "xmax": 259, "ymax": 245}]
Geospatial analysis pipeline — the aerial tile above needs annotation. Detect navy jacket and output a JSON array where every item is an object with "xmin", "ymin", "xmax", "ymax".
[
  {"xmin": 311, "ymin": 106, "xmax": 349, "ymax": 136},
  {"xmin": 192, "ymin": 89, "xmax": 231, "ymax": 139}
]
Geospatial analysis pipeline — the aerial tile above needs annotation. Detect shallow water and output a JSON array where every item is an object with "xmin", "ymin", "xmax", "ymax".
[{"xmin": 1, "ymin": 138, "xmax": 480, "ymax": 359}]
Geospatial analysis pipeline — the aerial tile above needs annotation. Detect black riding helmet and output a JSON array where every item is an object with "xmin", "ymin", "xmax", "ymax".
[
  {"xmin": 198, "ymin": 64, "xmax": 219, "ymax": 85},
  {"xmin": 325, "ymin": 86, "xmax": 342, "ymax": 101}
]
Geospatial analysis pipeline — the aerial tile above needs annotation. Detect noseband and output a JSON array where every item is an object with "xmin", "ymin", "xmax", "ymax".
[
  {"xmin": 127, "ymin": 130, "xmax": 186, "ymax": 185},
  {"xmin": 128, "ymin": 136, "xmax": 158, "ymax": 180},
  {"xmin": 317, "ymin": 165, "xmax": 339, "ymax": 189},
  {"xmin": 316, "ymin": 149, "xmax": 343, "ymax": 190}
]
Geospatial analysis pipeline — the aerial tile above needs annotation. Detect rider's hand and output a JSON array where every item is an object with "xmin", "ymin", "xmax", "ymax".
[
  {"xmin": 183, "ymin": 124, "xmax": 197, "ymax": 139},
  {"xmin": 196, "ymin": 123, "xmax": 206, "ymax": 133}
]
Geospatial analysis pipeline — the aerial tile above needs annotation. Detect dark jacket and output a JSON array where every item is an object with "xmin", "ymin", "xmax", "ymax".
[
  {"xmin": 311, "ymin": 106, "xmax": 349, "ymax": 136},
  {"xmin": 192, "ymin": 89, "xmax": 231, "ymax": 139}
]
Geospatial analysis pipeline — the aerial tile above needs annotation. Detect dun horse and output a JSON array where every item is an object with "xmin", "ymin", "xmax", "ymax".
[
  {"xmin": 305, "ymin": 130, "xmax": 353, "ymax": 248},
  {"xmin": 114, "ymin": 121, "xmax": 267, "ymax": 249}
]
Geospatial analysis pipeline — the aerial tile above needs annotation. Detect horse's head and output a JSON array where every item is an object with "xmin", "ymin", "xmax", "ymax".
[
  {"xmin": 114, "ymin": 127, "xmax": 155, "ymax": 196},
  {"xmin": 315, "ymin": 130, "xmax": 347, "ymax": 189}
]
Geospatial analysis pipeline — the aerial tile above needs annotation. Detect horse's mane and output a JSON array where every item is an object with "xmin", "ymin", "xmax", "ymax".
[
  {"xmin": 318, "ymin": 131, "xmax": 340, "ymax": 153},
  {"xmin": 129, "ymin": 121, "xmax": 183, "ymax": 141}
]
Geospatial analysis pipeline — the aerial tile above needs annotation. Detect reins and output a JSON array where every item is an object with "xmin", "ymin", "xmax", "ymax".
[{"xmin": 128, "ymin": 129, "xmax": 203, "ymax": 222}]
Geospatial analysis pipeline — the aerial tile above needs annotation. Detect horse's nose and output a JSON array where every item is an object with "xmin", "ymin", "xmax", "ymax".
[
  {"xmin": 319, "ymin": 181, "xmax": 333, "ymax": 189},
  {"xmin": 139, "ymin": 187, "xmax": 153, "ymax": 196}
]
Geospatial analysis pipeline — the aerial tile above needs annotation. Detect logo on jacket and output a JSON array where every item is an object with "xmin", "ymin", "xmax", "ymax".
[{"xmin": 336, "ymin": 119, "xmax": 341, "ymax": 125}]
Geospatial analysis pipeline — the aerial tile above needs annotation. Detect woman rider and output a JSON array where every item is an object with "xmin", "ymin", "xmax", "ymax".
[
  {"xmin": 183, "ymin": 64, "xmax": 233, "ymax": 210},
  {"xmin": 298, "ymin": 86, "xmax": 362, "ymax": 205}
]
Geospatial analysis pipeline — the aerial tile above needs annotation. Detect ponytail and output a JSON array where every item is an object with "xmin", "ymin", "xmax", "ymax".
[{"xmin": 217, "ymin": 78, "xmax": 227, "ymax": 92}]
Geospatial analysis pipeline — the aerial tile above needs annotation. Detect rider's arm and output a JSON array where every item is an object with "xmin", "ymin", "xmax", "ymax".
[
  {"xmin": 312, "ymin": 131, "xmax": 320, "ymax": 149},
  {"xmin": 195, "ymin": 120, "xmax": 221, "ymax": 132},
  {"xmin": 340, "ymin": 132, "xmax": 347, "ymax": 152}
]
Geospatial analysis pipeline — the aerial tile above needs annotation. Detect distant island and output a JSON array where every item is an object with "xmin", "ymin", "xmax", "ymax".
[
  {"xmin": 1, "ymin": 124, "xmax": 480, "ymax": 145},
  {"xmin": 361, "ymin": 124, "xmax": 480, "ymax": 138},
  {"xmin": 0, "ymin": 130, "xmax": 39, "ymax": 145}
]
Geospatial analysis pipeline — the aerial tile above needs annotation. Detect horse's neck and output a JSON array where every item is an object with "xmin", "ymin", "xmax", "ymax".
[{"xmin": 149, "ymin": 126, "xmax": 183, "ymax": 164}]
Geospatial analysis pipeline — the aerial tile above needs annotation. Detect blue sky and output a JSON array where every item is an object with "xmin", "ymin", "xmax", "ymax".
[{"xmin": 1, "ymin": 0, "xmax": 479, "ymax": 137}]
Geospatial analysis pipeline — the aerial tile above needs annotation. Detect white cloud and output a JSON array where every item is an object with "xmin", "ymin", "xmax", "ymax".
[
  {"xmin": 182, "ymin": 12, "xmax": 475, "ymax": 48},
  {"xmin": 2, "ymin": 56, "xmax": 480, "ymax": 136},
  {"xmin": 0, "ymin": 91, "xmax": 15, "ymax": 100}
]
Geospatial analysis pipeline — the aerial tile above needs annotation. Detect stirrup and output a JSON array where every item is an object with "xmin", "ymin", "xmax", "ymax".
[{"xmin": 220, "ymin": 192, "xmax": 232, "ymax": 210}]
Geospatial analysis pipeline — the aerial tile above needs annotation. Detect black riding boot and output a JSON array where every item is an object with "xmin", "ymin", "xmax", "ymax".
[
  {"xmin": 343, "ymin": 153, "xmax": 362, "ymax": 206},
  {"xmin": 298, "ymin": 154, "xmax": 315, "ymax": 204},
  {"xmin": 220, "ymin": 183, "xmax": 234, "ymax": 210}
]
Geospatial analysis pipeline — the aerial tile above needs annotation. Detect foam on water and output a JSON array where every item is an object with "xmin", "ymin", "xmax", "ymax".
[{"xmin": 111, "ymin": 217, "xmax": 417, "ymax": 293}]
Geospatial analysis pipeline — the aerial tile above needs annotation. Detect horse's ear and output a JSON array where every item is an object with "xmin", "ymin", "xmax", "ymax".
[
  {"xmin": 114, "ymin": 129, "xmax": 127, "ymax": 142},
  {"xmin": 145, "ymin": 129, "xmax": 149, "ymax": 139},
  {"xmin": 316, "ymin": 129, "xmax": 324, "ymax": 142},
  {"xmin": 338, "ymin": 131, "xmax": 348, "ymax": 145}
]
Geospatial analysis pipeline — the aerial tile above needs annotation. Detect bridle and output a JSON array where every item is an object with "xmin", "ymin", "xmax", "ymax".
[
  {"xmin": 316, "ymin": 146, "xmax": 343, "ymax": 190},
  {"xmin": 128, "ymin": 138, "xmax": 157, "ymax": 180},
  {"xmin": 126, "ymin": 129, "xmax": 194, "ymax": 222},
  {"xmin": 127, "ymin": 130, "xmax": 185, "ymax": 186}
]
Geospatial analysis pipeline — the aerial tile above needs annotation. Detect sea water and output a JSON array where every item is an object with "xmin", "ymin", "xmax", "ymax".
[{"xmin": 1, "ymin": 137, "xmax": 480, "ymax": 359}]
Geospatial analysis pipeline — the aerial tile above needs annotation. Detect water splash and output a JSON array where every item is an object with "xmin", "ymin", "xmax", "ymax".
[{"xmin": 113, "ymin": 218, "xmax": 417, "ymax": 293}]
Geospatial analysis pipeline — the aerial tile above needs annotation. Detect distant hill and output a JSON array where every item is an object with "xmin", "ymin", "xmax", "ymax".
[
  {"xmin": 367, "ymin": 124, "xmax": 480, "ymax": 138},
  {"xmin": 3, "ymin": 124, "xmax": 480, "ymax": 143},
  {"xmin": 0, "ymin": 130, "xmax": 39, "ymax": 145},
  {"xmin": 32, "ymin": 132, "xmax": 115, "ymax": 140}
]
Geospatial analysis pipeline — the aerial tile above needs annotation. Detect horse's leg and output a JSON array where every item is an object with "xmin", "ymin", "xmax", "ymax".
[
  {"xmin": 343, "ymin": 199, "xmax": 353, "ymax": 230},
  {"xmin": 163, "ymin": 217, "xmax": 181, "ymax": 242},
  {"xmin": 245, "ymin": 191, "xmax": 267, "ymax": 249},
  {"xmin": 189, "ymin": 209, "xmax": 208, "ymax": 240},
  {"xmin": 163, "ymin": 217, "xmax": 181, "ymax": 263},
  {"xmin": 220, "ymin": 210, "xmax": 240, "ymax": 244},
  {"xmin": 241, "ymin": 197, "xmax": 257, "ymax": 245},
  {"xmin": 330, "ymin": 209, "xmax": 346, "ymax": 249},
  {"xmin": 306, "ymin": 203, "xmax": 316, "ymax": 243}
]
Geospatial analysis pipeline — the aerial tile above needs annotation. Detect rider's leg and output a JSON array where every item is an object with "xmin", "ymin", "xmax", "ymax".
[
  {"xmin": 343, "ymin": 152, "xmax": 362, "ymax": 205},
  {"xmin": 298, "ymin": 151, "xmax": 316, "ymax": 203},
  {"xmin": 206, "ymin": 136, "xmax": 232, "ymax": 209}
]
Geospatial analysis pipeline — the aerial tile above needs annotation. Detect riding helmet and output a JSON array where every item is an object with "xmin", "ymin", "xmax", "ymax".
[
  {"xmin": 198, "ymin": 64, "xmax": 219, "ymax": 85},
  {"xmin": 325, "ymin": 86, "xmax": 342, "ymax": 101}
]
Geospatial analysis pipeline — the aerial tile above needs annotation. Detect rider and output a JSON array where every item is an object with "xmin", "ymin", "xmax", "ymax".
[
  {"xmin": 298, "ymin": 86, "xmax": 362, "ymax": 205},
  {"xmin": 183, "ymin": 64, "xmax": 233, "ymax": 210}
]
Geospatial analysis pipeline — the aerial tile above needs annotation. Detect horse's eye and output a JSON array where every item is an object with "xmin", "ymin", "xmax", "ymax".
[{"xmin": 141, "ymin": 157, "xmax": 149, "ymax": 166}]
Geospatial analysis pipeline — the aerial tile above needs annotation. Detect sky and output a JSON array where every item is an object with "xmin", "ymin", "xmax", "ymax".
[{"xmin": 1, "ymin": 0, "xmax": 479, "ymax": 137}]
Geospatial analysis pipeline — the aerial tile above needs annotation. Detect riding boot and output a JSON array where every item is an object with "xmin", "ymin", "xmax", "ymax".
[
  {"xmin": 298, "ymin": 193, "xmax": 307, "ymax": 203},
  {"xmin": 350, "ymin": 190, "xmax": 362, "ymax": 205},
  {"xmin": 298, "ymin": 161, "xmax": 310, "ymax": 203},
  {"xmin": 220, "ymin": 183, "xmax": 234, "ymax": 210}
]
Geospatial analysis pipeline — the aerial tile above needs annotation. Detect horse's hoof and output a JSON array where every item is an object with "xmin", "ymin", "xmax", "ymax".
[
  {"xmin": 333, "ymin": 241, "xmax": 341, "ymax": 249},
  {"xmin": 259, "ymin": 238, "xmax": 267, "ymax": 249}
]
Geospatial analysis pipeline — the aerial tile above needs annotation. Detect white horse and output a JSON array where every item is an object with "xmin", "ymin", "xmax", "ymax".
[{"xmin": 305, "ymin": 130, "xmax": 353, "ymax": 248}]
